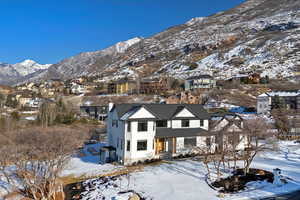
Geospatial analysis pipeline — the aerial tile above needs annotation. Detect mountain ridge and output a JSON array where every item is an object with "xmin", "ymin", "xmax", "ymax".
[
  {"xmin": 2, "ymin": 0, "xmax": 300, "ymax": 85},
  {"xmin": 0, "ymin": 60, "xmax": 51, "ymax": 85}
]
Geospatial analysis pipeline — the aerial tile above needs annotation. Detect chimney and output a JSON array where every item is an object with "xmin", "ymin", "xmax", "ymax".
[{"xmin": 108, "ymin": 102, "xmax": 114, "ymax": 112}]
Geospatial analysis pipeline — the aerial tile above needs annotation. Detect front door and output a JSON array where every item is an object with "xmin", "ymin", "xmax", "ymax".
[{"xmin": 156, "ymin": 138, "xmax": 165, "ymax": 154}]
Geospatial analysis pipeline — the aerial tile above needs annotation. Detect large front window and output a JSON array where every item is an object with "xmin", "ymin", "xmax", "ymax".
[
  {"xmin": 184, "ymin": 137, "xmax": 196, "ymax": 148},
  {"xmin": 138, "ymin": 121, "xmax": 148, "ymax": 132},
  {"xmin": 156, "ymin": 120, "xmax": 167, "ymax": 128},
  {"xmin": 137, "ymin": 140, "xmax": 147, "ymax": 151},
  {"xmin": 181, "ymin": 120, "xmax": 190, "ymax": 128}
]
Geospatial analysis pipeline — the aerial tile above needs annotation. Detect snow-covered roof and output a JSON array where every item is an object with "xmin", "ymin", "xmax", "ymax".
[
  {"xmin": 265, "ymin": 90, "xmax": 300, "ymax": 97},
  {"xmin": 258, "ymin": 93, "xmax": 269, "ymax": 97}
]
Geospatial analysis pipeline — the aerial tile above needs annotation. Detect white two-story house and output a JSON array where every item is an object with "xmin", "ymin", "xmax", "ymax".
[{"xmin": 107, "ymin": 103, "xmax": 215, "ymax": 165}]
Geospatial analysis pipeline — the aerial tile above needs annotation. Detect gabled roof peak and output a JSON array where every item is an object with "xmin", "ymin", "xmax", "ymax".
[{"xmin": 112, "ymin": 103, "xmax": 210, "ymax": 120}]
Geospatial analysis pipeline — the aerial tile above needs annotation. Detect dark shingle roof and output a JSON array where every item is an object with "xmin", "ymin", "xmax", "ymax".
[
  {"xmin": 156, "ymin": 128, "xmax": 210, "ymax": 138},
  {"xmin": 112, "ymin": 104, "xmax": 210, "ymax": 120}
]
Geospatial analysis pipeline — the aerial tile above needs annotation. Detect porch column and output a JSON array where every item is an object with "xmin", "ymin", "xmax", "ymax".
[{"xmin": 172, "ymin": 137, "xmax": 176, "ymax": 154}]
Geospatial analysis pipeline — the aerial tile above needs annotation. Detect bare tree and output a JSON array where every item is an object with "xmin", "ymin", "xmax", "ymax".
[
  {"xmin": 242, "ymin": 118, "xmax": 276, "ymax": 174},
  {"xmin": 222, "ymin": 129, "xmax": 247, "ymax": 170},
  {"xmin": 0, "ymin": 92, "xmax": 5, "ymax": 108},
  {"xmin": 0, "ymin": 126, "xmax": 89, "ymax": 200},
  {"xmin": 37, "ymin": 101, "xmax": 58, "ymax": 127},
  {"xmin": 272, "ymin": 109, "xmax": 290, "ymax": 136},
  {"xmin": 192, "ymin": 139, "xmax": 215, "ymax": 180}
]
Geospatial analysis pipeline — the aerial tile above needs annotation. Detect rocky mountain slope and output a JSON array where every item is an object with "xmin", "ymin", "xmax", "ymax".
[
  {"xmin": 0, "ymin": 60, "xmax": 51, "ymax": 85},
  {"xmin": 5, "ymin": 0, "xmax": 300, "ymax": 85}
]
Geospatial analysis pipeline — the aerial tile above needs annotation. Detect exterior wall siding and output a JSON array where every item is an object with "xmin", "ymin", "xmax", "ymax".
[
  {"xmin": 123, "ymin": 120, "xmax": 156, "ymax": 165},
  {"xmin": 257, "ymin": 96, "xmax": 270, "ymax": 114},
  {"xmin": 107, "ymin": 110, "xmax": 125, "ymax": 161},
  {"xmin": 171, "ymin": 119, "xmax": 208, "ymax": 129},
  {"xmin": 176, "ymin": 137, "xmax": 185, "ymax": 153}
]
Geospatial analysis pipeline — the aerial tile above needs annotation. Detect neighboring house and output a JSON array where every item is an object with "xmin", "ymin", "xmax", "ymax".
[
  {"xmin": 210, "ymin": 113, "xmax": 247, "ymax": 151},
  {"xmin": 116, "ymin": 79, "xmax": 136, "ymax": 94},
  {"xmin": 140, "ymin": 78, "xmax": 167, "ymax": 94},
  {"xmin": 257, "ymin": 90, "xmax": 300, "ymax": 114},
  {"xmin": 166, "ymin": 92, "xmax": 203, "ymax": 104},
  {"xmin": 83, "ymin": 83, "xmax": 98, "ymax": 94},
  {"xmin": 107, "ymin": 103, "xmax": 212, "ymax": 165},
  {"xmin": 80, "ymin": 105, "xmax": 108, "ymax": 121},
  {"xmin": 71, "ymin": 83, "xmax": 86, "ymax": 95},
  {"xmin": 17, "ymin": 96, "xmax": 44, "ymax": 108},
  {"xmin": 203, "ymin": 99, "xmax": 222, "ymax": 109},
  {"xmin": 25, "ymin": 98, "xmax": 42, "ymax": 108},
  {"xmin": 107, "ymin": 82, "xmax": 117, "ymax": 94},
  {"xmin": 107, "ymin": 79, "xmax": 136, "ymax": 94},
  {"xmin": 18, "ymin": 97, "xmax": 33, "ymax": 107},
  {"xmin": 180, "ymin": 92, "xmax": 201, "ymax": 104},
  {"xmin": 226, "ymin": 73, "xmax": 263, "ymax": 85},
  {"xmin": 39, "ymin": 87, "xmax": 55, "ymax": 97},
  {"xmin": 185, "ymin": 75, "xmax": 216, "ymax": 91}
]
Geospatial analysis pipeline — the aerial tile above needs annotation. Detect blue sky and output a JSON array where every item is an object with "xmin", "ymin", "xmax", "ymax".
[{"xmin": 0, "ymin": 0, "xmax": 245, "ymax": 64}]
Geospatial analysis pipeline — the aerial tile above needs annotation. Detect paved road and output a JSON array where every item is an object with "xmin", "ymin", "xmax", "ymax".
[{"xmin": 259, "ymin": 190, "xmax": 300, "ymax": 200}]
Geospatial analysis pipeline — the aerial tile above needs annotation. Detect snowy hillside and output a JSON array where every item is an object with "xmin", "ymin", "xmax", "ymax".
[
  {"xmin": 0, "ymin": 59, "xmax": 51, "ymax": 85},
  {"xmin": 2, "ymin": 0, "xmax": 300, "ymax": 84},
  {"xmin": 38, "ymin": 0, "xmax": 299, "ymax": 82}
]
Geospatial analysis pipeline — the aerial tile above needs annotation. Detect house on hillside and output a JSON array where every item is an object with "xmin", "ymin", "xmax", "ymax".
[
  {"xmin": 106, "ymin": 103, "xmax": 214, "ymax": 165},
  {"xmin": 80, "ymin": 105, "xmax": 108, "ymax": 121},
  {"xmin": 226, "ymin": 73, "xmax": 263, "ymax": 85},
  {"xmin": 165, "ymin": 92, "xmax": 201, "ymax": 104},
  {"xmin": 140, "ymin": 78, "xmax": 167, "ymax": 94},
  {"xmin": 107, "ymin": 79, "xmax": 137, "ymax": 94},
  {"xmin": 18, "ymin": 96, "xmax": 33, "ymax": 107},
  {"xmin": 116, "ymin": 79, "xmax": 136, "ymax": 94},
  {"xmin": 185, "ymin": 75, "xmax": 216, "ymax": 91},
  {"xmin": 70, "ymin": 83, "xmax": 86, "ymax": 95},
  {"xmin": 107, "ymin": 82, "xmax": 117, "ymax": 94},
  {"xmin": 257, "ymin": 90, "xmax": 300, "ymax": 114}
]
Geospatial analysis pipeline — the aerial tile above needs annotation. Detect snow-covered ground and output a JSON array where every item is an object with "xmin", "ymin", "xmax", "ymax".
[
  {"xmin": 2, "ymin": 141, "xmax": 300, "ymax": 200},
  {"xmin": 78, "ymin": 141, "xmax": 300, "ymax": 200},
  {"xmin": 227, "ymin": 141, "xmax": 300, "ymax": 199},
  {"xmin": 61, "ymin": 143, "xmax": 124, "ymax": 178}
]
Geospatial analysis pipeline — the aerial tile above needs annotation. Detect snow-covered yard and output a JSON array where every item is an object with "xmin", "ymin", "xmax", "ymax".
[
  {"xmin": 75, "ymin": 141, "xmax": 300, "ymax": 200},
  {"xmin": 61, "ymin": 143, "xmax": 124, "ymax": 178},
  {"xmin": 2, "ymin": 141, "xmax": 300, "ymax": 200}
]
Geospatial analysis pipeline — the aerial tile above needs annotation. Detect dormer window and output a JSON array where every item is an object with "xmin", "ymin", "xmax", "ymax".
[
  {"xmin": 181, "ymin": 120, "xmax": 190, "ymax": 128},
  {"xmin": 200, "ymin": 119, "xmax": 204, "ymax": 127}
]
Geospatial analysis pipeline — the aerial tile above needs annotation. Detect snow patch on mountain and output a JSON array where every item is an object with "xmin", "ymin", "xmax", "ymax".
[
  {"xmin": 186, "ymin": 17, "xmax": 206, "ymax": 25},
  {"xmin": 0, "ymin": 59, "xmax": 51, "ymax": 85},
  {"xmin": 12, "ymin": 59, "xmax": 51, "ymax": 76},
  {"xmin": 115, "ymin": 37, "xmax": 143, "ymax": 53}
]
